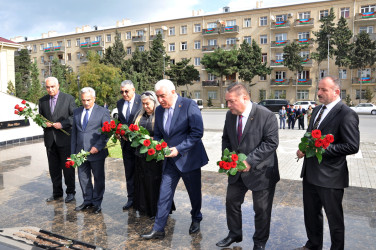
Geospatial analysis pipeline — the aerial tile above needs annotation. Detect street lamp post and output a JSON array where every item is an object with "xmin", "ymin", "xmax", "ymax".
[
  {"xmin": 163, "ymin": 54, "xmax": 166, "ymax": 79},
  {"xmin": 77, "ymin": 75, "xmax": 80, "ymax": 96},
  {"xmin": 327, "ymin": 34, "xmax": 331, "ymax": 76}
]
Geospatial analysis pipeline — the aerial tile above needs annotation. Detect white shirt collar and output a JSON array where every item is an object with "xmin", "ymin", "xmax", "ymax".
[{"xmin": 323, "ymin": 97, "xmax": 341, "ymax": 112}]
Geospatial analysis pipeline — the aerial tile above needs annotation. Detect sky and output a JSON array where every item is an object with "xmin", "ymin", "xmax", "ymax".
[{"xmin": 1, "ymin": 0, "xmax": 330, "ymax": 40}]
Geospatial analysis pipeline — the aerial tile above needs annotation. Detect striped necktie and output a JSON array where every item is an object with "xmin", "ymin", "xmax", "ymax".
[{"xmin": 312, "ymin": 106, "xmax": 326, "ymax": 130}]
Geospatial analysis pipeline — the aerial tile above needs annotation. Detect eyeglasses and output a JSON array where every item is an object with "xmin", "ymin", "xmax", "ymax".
[
  {"xmin": 141, "ymin": 92, "xmax": 153, "ymax": 96},
  {"xmin": 120, "ymin": 90, "xmax": 130, "ymax": 94}
]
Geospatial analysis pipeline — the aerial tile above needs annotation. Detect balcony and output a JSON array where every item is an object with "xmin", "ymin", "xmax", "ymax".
[
  {"xmin": 355, "ymin": 33, "xmax": 376, "ymax": 41},
  {"xmin": 80, "ymin": 41, "xmax": 104, "ymax": 49},
  {"xmin": 80, "ymin": 57, "xmax": 89, "ymax": 63},
  {"xmin": 301, "ymin": 58, "xmax": 313, "ymax": 66},
  {"xmin": 352, "ymin": 77, "xmax": 375, "ymax": 84},
  {"xmin": 354, "ymin": 12, "xmax": 376, "ymax": 22},
  {"xmin": 221, "ymin": 43, "xmax": 237, "ymax": 50},
  {"xmin": 44, "ymin": 46, "xmax": 65, "ymax": 53},
  {"xmin": 294, "ymin": 38, "xmax": 314, "ymax": 46},
  {"xmin": 202, "ymin": 28, "xmax": 220, "ymax": 35},
  {"xmin": 150, "ymin": 34, "xmax": 165, "ymax": 41},
  {"xmin": 43, "ymin": 60, "xmax": 65, "ymax": 66},
  {"xmin": 271, "ymin": 40, "xmax": 291, "ymax": 48},
  {"xmin": 221, "ymin": 25, "xmax": 239, "ymax": 34},
  {"xmin": 202, "ymin": 80, "xmax": 219, "ymax": 87},
  {"xmin": 202, "ymin": 45, "xmax": 219, "ymax": 52},
  {"xmin": 132, "ymin": 35, "xmax": 147, "ymax": 43},
  {"xmin": 270, "ymin": 79, "xmax": 289, "ymax": 86},
  {"xmin": 294, "ymin": 18, "xmax": 315, "ymax": 28},
  {"xmin": 271, "ymin": 20, "xmax": 291, "ymax": 29},
  {"xmin": 270, "ymin": 60, "xmax": 285, "ymax": 67},
  {"xmin": 292, "ymin": 79, "xmax": 312, "ymax": 86}
]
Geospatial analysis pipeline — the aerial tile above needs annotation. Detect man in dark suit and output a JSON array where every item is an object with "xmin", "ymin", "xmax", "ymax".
[
  {"xmin": 216, "ymin": 83, "xmax": 280, "ymax": 250},
  {"xmin": 71, "ymin": 87, "xmax": 110, "ymax": 214},
  {"xmin": 296, "ymin": 105, "xmax": 306, "ymax": 130},
  {"xmin": 116, "ymin": 80, "xmax": 142, "ymax": 210},
  {"xmin": 39, "ymin": 77, "xmax": 76, "ymax": 203},
  {"xmin": 296, "ymin": 76, "xmax": 360, "ymax": 250},
  {"xmin": 141, "ymin": 79, "xmax": 208, "ymax": 240}
]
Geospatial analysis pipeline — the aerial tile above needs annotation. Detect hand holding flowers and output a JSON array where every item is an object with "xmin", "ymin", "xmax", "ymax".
[
  {"xmin": 297, "ymin": 129, "xmax": 334, "ymax": 164},
  {"xmin": 217, "ymin": 148, "xmax": 247, "ymax": 176}
]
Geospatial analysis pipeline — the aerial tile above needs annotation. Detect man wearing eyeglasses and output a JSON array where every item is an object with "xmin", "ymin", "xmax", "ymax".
[{"xmin": 116, "ymin": 80, "xmax": 142, "ymax": 210}]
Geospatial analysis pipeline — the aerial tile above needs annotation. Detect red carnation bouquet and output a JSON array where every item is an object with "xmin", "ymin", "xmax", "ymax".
[
  {"xmin": 298, "ymin": 129, "xmax": 334, "ymax": 164},
  {"xmin": 217, "ymin": 148, "xmax": 247, "ymax": 176},
  {"xmin": 65, "ymin": 149, "xmax": 90, "ymax": 168},
  {"xmin": 14, "ymin": 100, "xmax": 70, "ymax": 135},
  {"xmin": 137, "ymin": 139, "xmax": 171, "ymax": 162}
]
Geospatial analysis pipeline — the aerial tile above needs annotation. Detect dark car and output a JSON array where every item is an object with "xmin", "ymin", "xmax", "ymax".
[{"xmin": 258, "ymin": 99, "xmax": 289, "ymax": 112}]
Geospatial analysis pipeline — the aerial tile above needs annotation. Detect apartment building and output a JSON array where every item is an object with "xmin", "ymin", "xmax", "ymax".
[{"xmin": 17, "ymin": 0, "xmax": 376, "ymax": 106}]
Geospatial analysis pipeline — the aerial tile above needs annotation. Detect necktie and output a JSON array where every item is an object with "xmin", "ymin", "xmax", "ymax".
[
  {"xmin": 312, "ymin": 105, "xmax": 326, "ymax": 130},
  {"xmin": 50, "ymin": 96, "xmax": 56, "ymax": 113},
  {"xmin": 165, "ymin": 108, "xmax": 173, "ymax": 135},
  {"xmin": 125, "ymin": 101, "xmax": 131, "ymax": 123},
  {"xmin": 237, "ymin": 115, "xmax": 243, "ymax": 143},
  {"xmin": 83, "ymin": 109, "xmax": 89, "ymax": 130}
]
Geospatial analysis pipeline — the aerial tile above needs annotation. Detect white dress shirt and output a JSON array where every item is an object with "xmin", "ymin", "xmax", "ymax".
[
  {"xmin": 236, "ymin": 102, "xmax": 253, "ymax": 133},
  {"xmin": 313, "ymin": 97, "xmax": 341, "ymax": 128},
  {"xmin": 122, "ymin": 94, "xmax": 136, "ymax": 118},
  {"xmin": 81, "ymin": 106, "xmax": 94, "ymax": 125}
]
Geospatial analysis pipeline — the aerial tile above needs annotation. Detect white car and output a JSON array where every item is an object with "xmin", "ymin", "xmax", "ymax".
[
  {"xmin": 350, "ymin": 103, "xmax": 376, "ymax": 115},
  {"xmin": 111, "ymin": 108, "xmax": 119, "ymax": 119},
  {"xmin": 293, "ymin": 101, "xmax": 317, "ymax": 110}
]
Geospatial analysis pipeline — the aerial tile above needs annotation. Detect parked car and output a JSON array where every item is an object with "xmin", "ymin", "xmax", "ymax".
[
  {"xmin": 258, "ymin": 99, "xmax": 289, "ymax": 112},
  {"xmin": 193, "ymin": 99, "xmax": 203, "ymax": 111},
  {"xmin": 111, "ymin": 108, "xmax": 119, "ymax": 119},
  {"xmin": 350, "ymin": 103, "xmax": 376, "ymax": 115},
  {"xmin": 293, "ymin": 101, "xmax": 317, "ymax": 110}
]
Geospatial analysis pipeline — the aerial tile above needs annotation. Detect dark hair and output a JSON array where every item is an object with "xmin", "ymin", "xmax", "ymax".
[{"xmin": 226, "ymin": 83, "xmax": 250, "ymax": 99}]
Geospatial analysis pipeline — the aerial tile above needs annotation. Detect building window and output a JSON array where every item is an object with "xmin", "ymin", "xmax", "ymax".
[
  {"xmin": 298, "ymin": 32, "xmax": 310, "ymax": 39},
  {"xmin": 361, "ymin": 5, "xmax": 376, "ymax": 13},
  {"xmin": 208, "ymin": 91, "xmax": 217, "ymax": 100},
  {"xmin": 207, "ymin": 22, "xmax": 217, "ymax": 28},
  {"xmin": 260, "ymin": 16, "xmax": 268, "ymax": 26},
  {"xmin": 260, "ymin": 75, "xmax": 266, "ymax": 81},
  {"xmin": 67, "ymin": 53, "xmax": 71, "ymax": 61},
  {"xmin": 339, "ymin": 69, "xmax": 347, "ymax": 79},
  {"xmin": 275, "ymin": 71, "xmax": 286, "ymax": 79},
  {"xmin": 32, "ymin": 45, "xmax": 37, "ymax": 52},
  {"xmin": 97, "ymin": 50, "xmax": 103, "ymax": 57},
  {"xmin": 155, "ymin": 28, "xmax": 163, "ymax": 35},
  {"xmin": 226, "ymin": 38, "xmax": 236, "ymax": 45},
  {"xmin": 244, "ymin": 36, "xmax": 252, "ymax": 44},
  {"xmin": 275, "ymin": 33, "xmax": 287, "ymax": 41},
  {"xmin": 106, "ymin": 34, "xmax": 111, "ymax": 42},
  {"xmin": 274, "ymin": 90, "xmax": 286, "ymax": 99},
  {"xmin": 169, "ymin": 43, "xmax": 175, "ymax": 52},
  {"xmin": 208, "ymin": 73, "xmax": 216, "ymax": 81},
  {"xmin": 299, "ymin": 12, "xmax": 311, "ymax": 19},
  {"xmin": 359, "ymin": 26, "xmax": 374, "ymax": 33},
  {"xmin": 276, "ymin": 53, "xmax": 284, "ymax": 60},
  {"xmin": 299, "ymin": 70, "xmax": 310, "ymax": 79},
  {"xmin": 66, "ymin": 40, "xmax": 71, "ymax": 48},
  {"xmin": 297, "ymin": 90, "xmax": 309, "ymax": 100},
  {"xmin": 76, "ymin": 52, "xmax": 81, "ymax": 59},
  {"xmin": 137, "ymin": 30, "xmax": 144, "ymax": 36},
  {"xmin": 260, "ymin": 35, "xmax": 267, "ymax": 44},
  {"xmin": 127, "ymin": 47, "xmax": 132, "ymax": 55},
  {"xmin": 96, "ymin": 35, "xmax": 102, "ymax": 41},
  {"xmin": 356, "ymin": 90, "xmax": 366, "ymax": 99},
  {"xmin": 194, "ymin": 24, "xmax": 201, "ymax": 32},
  {"xmin": 276, "ymin": 14, "xmax": 287, "ymax": 22},
  {"xmin": 169, "ymin": 27, "xmax": 175, "ymax": 36},
  {"xmin": 57, "ymin": 41, "xmax": 62, "ymax": 46},
  {"xmin": 41, "ymin": 69, "xmax": 45, "ymax": 77},
  {"xmin": 320, "ymin": 10, "xmax": 329, "ymax": 19},
  {"xmin": 340, "ymin": 89, "xmax": 346, "ymax": 99},
  {"xmin": 170, "ymin": 59, "xmax": 175, "ymax": 65},
  {"xmin": 126, "ymin": 32, "xmax": 131, "ymax": 39},
  {"xmin": 194, "ymin": 91, "xmax": 201, "ymax": 99},
  {"xmin": 181, "ymin": 25, "xmax": 187, "ymax": 34},
  {"xmin": 181, "ymin": 41, "xmax": 187, "ymax": 50},
  {"xmin": 40, "ymin": 44, "xmax": 44, "ymax": 50},
  {"xmin": 259, "ymin": 90, "xmax": 266, "ymax": 101},
  {"xmin": 76, "ymin": 38, "xmax": 80, "ymax": 47},
  {"xmin": 48, "ymin": 42, "xmax": 53, "ymax": 47},
  {"xmin": 138, "ymin": 45, "xmax": 144, "ymax": 51},
  {"xmin": 262, "ymin": 53, "xmax": 267, "ymax": 63},
  {"xmin": 226, "ymin": 20, "xmax": 236, "ymax": 26},
  {"xmin": 244, "ymin": 18, "xmax": 251, "ymax": 27},
  {"xmin": 300, "ymin": 51, "xmax": 310, "ymax": 59},
  {"xmin": 208, "ymin": 39, "xmax": 217, "ymax": 46},
  {"xmin": 358, "ymin": 68, "xmax": 371, "ymax": 77},
  {"xmin": 85, "ymin": 37, "xmax": 90, "ymax": 43},
  {"xmin": 340, "ymin": 8, "xmax": 350, "ymax": 18},
  {"xmin": 41, "ymin": 56, "xmax": 44, "ymax": 63},
  {"xmin": 194, "ymin": 57, "xmax": 201, "ymax": 66},
  {"xmin": 194, "ymin": 40, "xmax": 201, "ymax": 49}
]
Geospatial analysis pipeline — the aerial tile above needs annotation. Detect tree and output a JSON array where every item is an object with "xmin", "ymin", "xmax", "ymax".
[
  {"xmin": 7, "ymin": 80, "xmax": 16, "ymax": 96},
  {"xmin": 149, "ymin": 33, "xmax": 170, "ymax": 83},
  {"xmin": 237, "ymin": 39, "xmax": 271, "ymax": 88},
  {"xmin": 28, "ymin": 62, "xmax": 43, "ymax": 103},
  {"xmin": 165, "ymin": 58, "xmax": 200, "ymax": 97},
  {"xmin": 201, "ymin": 48, "xmax": 238, "ymax": 104},
  {"xmin": 364, "ymin": 87, "xmax": 374, "ymax": 103},
  {"xmin": 124, "ymin": 49, "xmax": 154, "ymax": 92},
  {"xmin": 349, "ymin": 32, "xmax": 376, "ymax": 103},
  {"xmin": 102, "ymin": 30, "xmax": 126, "ymax": 68},
  {"xmin": 51, "ymin": 56, "xmax": 71, "ymax": 93},
  {"xmin": 14, "ymin": 49, "xmax": 32, "ymax": 99}
]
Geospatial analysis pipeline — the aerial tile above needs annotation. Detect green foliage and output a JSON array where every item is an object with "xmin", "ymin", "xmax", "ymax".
[
  {"xmin": 149, "ymin": 33, "xmax": 169, "ymax": 83},
  {"xmin": 364, "ymin": 87, "xmax": 374, "ymax": 103},
  {"xmin": 102, "ymin": 30, "xmax": 126, "ymax": 68},
  {"xmin": 217, "ymin": 148, "xmax": 247, "ymax": 176},
  {"xmin": 283, "ymin": 42, "xmax": 305, "ymax": 74},
  {"xmin": 207, "ymin": 96, "xmax": 213, "ymax": 107},
  {"xmin": 15, "ymin": 49, "xmax": 31, "ymax": 99},
  {"xmin": 68, "ymin": 149, "xmax": 91, "ymax": 168},
  {"xmin": 51, "ymin": 56, "xmax": 71, "ymax": 93},
  {"xmin": 311, "ymin": 7, "xmax": 336, "ymax": 66},
  {"xmin": 237, "ymin": 39, "xmax": 271, "ymax": 87},
  {"xmin": 201, "ymin": 48, "xmax": 238, "ymax": 81},
  {"xmin": 259, "ymin": 89, "xmax": 266, "ymax": 102},
  {"xmin": 28, "ymin": 62, "xmax": 43, "ymax": 103},
  {"xmin": 345, "ymin": 94, "xmax": 352, "ymax": 106},
  {"xmin": 165, "ymin": 58, "xmax": 200, "ymax": 87},
  {"xmin": 350, "ymin": 32, "xmax": 376, "ymax": 71},
  {"xmin": 333, "ymin": 17, "xmax": 353, "ymax": 68},
  {"xmin": 7, "ymin": 80, "xmax": 16, "ymax": 95}
]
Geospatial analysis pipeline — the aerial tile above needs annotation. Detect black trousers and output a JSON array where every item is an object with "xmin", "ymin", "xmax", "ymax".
[
  {"xmin": 121, "ymin": 139, "xmax": 136, "ymax": 202},
  {"xmin": 303, "ymin": 179, "xmax": 345, "ymax": 250},
  {"xmin": 226, "ymin": 177, "xmax": 276, "ymax": 246},
  {"xmin": 46, "ymin": 141, "xmax": 75, "ymax": 197},
  {"xmin": 298, "ymin": 118, "xmax": 305, "ymax": 129}
]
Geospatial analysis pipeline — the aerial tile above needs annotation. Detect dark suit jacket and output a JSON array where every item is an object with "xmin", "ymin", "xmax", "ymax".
[
  {"xmin": 222, "ymin": 103, "xmax": 280, "ymax": 191},
  {"xmin": 39, "ymin": 92, "xmax": 76, "ymax": 148},
  {"xmin": 300, "ymin": 101, "xmax": 360, "ymax": 189},
  {"xmin": 117, "ymin": 94, "xmax": 142, "ymax": 125},
  {"xmin": 296, "ymin": 108, "xmax": 306, "ymax": 120},
  {"xmin": 71, "ymin": 104, "xmax": 111, "ymax": 162},
  {"xmin": 154, "ymin": 96, "xmax": 209, "ymax": 173}
]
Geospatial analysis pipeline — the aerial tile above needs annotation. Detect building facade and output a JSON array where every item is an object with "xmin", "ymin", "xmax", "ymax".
[
  {"xmin": 0, "ymin": 38, "xmax": 22, "ymax": 94},
  {"xmin": 17, "ymin": 0, "xmax": 376, "ymax": 106}
]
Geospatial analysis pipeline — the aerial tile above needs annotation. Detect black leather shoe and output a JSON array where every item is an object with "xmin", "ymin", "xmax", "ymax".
[
  {"xmin": 189, "ymin": 221, "xmax": 200, "ymax": 234},
  {"xmin": 74, "ymin": 203, "xmax": 93, "ymax": 211},
  {"xmin": 122, "ymin": 200, "xmax": 133, "ymax": 210},
  {"xmin": 254, "ymin": 244, "xmax": 265, "ymax": 250},
  {"xmin": 46, "ymin": 195, "xmax": 62, "ymax": 202},
  {"xmin": 216, "ymin": 236, "xmax": 242, "ymax": 247},
  {"xmin": 140, "ymin": 230, "xmax": 165, "ymax": 240},
  {"xmin": 65, "ymin": 194, "xmax": 75, "ymax": 203},
  {"xmin": 92, "ymin": 206, "xmax": 102, "ymax": 214}
]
